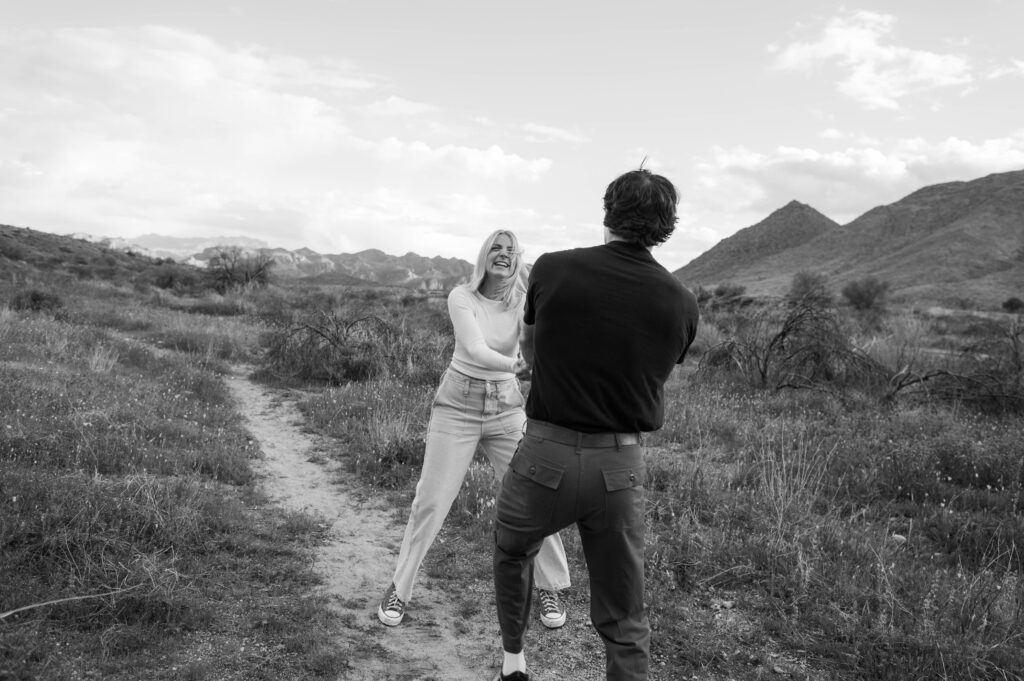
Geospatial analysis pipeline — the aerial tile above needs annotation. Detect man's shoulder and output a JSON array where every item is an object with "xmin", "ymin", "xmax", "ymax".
[{"xmin": 534, "ymin": 244, "xmax": 604, "ymax": 268}]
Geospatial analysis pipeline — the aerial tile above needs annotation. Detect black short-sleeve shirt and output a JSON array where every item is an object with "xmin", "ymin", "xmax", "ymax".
[{"xmin": 524, "ymin": 240, "xmax": 699, "ymax": 433}]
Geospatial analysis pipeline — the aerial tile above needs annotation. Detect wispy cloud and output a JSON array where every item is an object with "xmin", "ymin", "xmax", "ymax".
[
  {"xmin": 771, "ymin": 11, "xmax": 973, "ymax": 109},
  {"xmin": 987, "ymin": 59, "xmax": 1024, "ymax": 79}
]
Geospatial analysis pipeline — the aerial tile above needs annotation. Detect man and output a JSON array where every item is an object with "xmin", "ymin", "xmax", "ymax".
[{"xmin": 491, "ymin": 168, "xmax": 700, "ymax": 681}]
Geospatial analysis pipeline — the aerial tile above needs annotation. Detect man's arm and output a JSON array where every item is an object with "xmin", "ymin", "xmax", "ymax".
[{"xmin": 519, "ymin": 321, "xmax": 535, "ymax": 368}]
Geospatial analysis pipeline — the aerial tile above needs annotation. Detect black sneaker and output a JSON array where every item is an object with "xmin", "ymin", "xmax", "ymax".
[
  {"xmin": 377, "ymin": 583, "xmax": 405, "ymax": 626},
  {"xmin": 537, "ymin": 588, "xmax": 566, "ymax": 629}
]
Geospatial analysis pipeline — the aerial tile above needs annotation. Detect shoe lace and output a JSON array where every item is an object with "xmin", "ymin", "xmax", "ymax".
[
  {"xmin": 539, "ymin": 590, "xmax": 560, "ymax": 614},
  {"xmin": 384, "ymin": 589, "xmax": 403, "ymax": 612}
]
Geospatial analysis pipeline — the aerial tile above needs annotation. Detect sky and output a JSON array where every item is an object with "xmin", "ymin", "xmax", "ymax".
[{"xmin": 1, "ymin": 1, "xmax": 1023, "ymax": 271}]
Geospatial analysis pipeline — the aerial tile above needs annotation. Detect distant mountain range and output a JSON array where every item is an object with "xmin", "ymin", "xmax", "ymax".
[
  {"xmin": 674, "ymin": 169, "xmax": 1024, "ymax": 306},
  {"xmin": 69, "ymin": 233, "xmax": 474, "ymax": 292}
]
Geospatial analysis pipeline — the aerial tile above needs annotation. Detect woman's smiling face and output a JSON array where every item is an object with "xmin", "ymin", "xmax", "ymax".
[{"xmin": 485, "ymin": 233, "xmax": 517, "ymax": 280}]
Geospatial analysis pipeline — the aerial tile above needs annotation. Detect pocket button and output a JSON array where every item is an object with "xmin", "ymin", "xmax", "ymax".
[{"xmin": 529, "ymin": 465, "xmax": 537, "ymax": 475}]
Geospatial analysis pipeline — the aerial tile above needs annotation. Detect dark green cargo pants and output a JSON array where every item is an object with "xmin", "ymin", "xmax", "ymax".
[{"xmin": 494, "ymin": 418, "xmax": 650, "ymax": 680}]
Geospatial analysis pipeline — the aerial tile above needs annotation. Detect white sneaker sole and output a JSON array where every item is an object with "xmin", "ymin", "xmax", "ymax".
[
  {"xmin": 378, "ymin": 605, "xmax": 404, "ymax": 626},
  {"xmin": 539, "ymin": 612, "xmax": 566, "ymax": 629}
]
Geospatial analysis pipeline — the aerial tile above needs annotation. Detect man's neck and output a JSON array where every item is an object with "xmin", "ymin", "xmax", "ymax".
[{"xmin": 603, "ymin": 228, "xmax": 651, "ymax": 250}]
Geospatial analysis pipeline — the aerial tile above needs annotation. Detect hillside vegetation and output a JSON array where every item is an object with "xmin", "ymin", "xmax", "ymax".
[{"xmin": 1, "ymin": 225, "xmax": 1023, "ymax": 680}]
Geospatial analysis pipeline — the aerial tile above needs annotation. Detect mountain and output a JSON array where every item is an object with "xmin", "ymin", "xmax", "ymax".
[
  {"xmin": 674, "ymin": 170, "xmax": 1024, "ymax": 306},
  {"xmin": 675, "ymin": 200, "xmax": 839, "ymax": 286}
]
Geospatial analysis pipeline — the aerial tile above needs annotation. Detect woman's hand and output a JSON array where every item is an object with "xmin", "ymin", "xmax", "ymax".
[{"xmin": 512, "ymin": 357, "xmax": 531, "ymax": 381}]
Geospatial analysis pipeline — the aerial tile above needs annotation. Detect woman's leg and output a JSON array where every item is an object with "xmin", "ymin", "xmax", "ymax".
[{"xmin": 391, "ymin": 418, "xmax": 480, "ymax": 603}]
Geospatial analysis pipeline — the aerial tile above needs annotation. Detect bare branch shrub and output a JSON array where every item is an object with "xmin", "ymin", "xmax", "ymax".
[
  {"xmin": 885, "ymin": 318, "xmax": 1024, "ymax": 413},
  {"xmin": 206, "ymin": 247, "xmax": 275, "ymax": 293},
  {"xmin": 701, "ymin": 297, "xmax": 878, "ymax": 391},
  {"xmin": 261, "ymin": 293, "xmax": 453, "ymax": 386}
]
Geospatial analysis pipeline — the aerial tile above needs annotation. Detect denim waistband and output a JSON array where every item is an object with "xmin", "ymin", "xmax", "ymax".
[{"xmin": 444, "ymin": 366, "xmax": 518, "ymax": 388}]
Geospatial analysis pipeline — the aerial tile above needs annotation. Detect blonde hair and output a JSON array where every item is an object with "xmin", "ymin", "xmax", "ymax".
[{"xmin": 464, "ymin": 229, "xmax": 526, "ymax": 309}]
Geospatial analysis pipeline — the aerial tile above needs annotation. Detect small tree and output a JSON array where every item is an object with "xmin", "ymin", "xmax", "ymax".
[
  {"xmin": 787, "ymin": 270, "xmax": 832, "ymax": 307},
  {"xmin": 842, "ymin": 277, "xmax": 889, "ymax": 311},
  {"xmin": 207, "ymin": 247, "xmax": 275, "ymax": 293}
]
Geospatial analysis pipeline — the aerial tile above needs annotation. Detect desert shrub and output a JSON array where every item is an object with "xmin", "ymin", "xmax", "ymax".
[
  {"xmin": 263, "ymin": 310, "xmax": 398, "ymax": 383},
  {"xmin": 786, "ymin": 270, "xmax": 832, "ymax": 307},
  {"xmin": 714, "ymin": 283, "xmax": 746, "ymax": 299},
  {"xmin": 11, "ymin": 288, "xmax": 64, "ymax": 313},
  {"xmin": 261, "ymin": 295, "xmax": 452, "ymax": 387},
  {"xmin": 882, "ymin": 319, "xmax": 1024, "ymax": 414},
  {"xmin": 1002, "ymin": 297, "xmax": 1024, "ymax": 313},
  {"xmin": 700, "ymin": 297, "xmax": 882, "ymax": 391},
  {"xmin": 842, "ymin": 276, "xmax": 890, "ymax": 310},
  {"xmin": 693, "ymin": 285, "xmax": 713, "ymax": 307},
  {"xmin": 150, "ymin": 263, "xmax": 202, "ymax": 293}
]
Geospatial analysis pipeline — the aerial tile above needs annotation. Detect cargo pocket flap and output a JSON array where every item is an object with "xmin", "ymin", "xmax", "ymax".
[
  {"xmin": 603, "ymin": 467, "xmax": 645, "ymax": 492},
  {"xmin": 510, "ymin": 456, "xmax": 563, "ymax": 490}
]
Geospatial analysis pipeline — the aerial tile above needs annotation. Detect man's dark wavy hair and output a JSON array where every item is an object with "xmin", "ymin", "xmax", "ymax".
[{"xmin": 602, "ymin": 168, "xmax": 678, "ymax": 247}]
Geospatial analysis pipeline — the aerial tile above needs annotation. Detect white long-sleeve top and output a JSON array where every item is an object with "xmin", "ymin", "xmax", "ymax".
[{"xmin": 447, "ymin": 285, "xmax": 520, "ymax": 380}]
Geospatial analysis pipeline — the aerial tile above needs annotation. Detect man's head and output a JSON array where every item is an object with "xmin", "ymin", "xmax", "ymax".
[{"xmin": 602, "ymin": 169, "xmax": 678, "ymax": 247}]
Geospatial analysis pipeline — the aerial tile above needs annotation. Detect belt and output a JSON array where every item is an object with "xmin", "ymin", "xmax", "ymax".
[{"xmin": 525, "ymin": 419, "xmax": 643, "ymax": 448}]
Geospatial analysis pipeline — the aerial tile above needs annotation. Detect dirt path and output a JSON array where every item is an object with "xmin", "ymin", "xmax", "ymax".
[{"xmin": 225, "ymin": 368, "xmax": 505, "ymax": 681}]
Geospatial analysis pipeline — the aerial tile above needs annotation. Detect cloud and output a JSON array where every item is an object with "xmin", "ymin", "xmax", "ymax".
[
  {"xmin": 522, "ymin": 123, "xmax": 590, "ymax": 144},
  {"xmin": 0, "ymin": 24, "xmax": 550, "ymax": 252},
  {"xmin": 697, "ymin": 131, "xmax": 1024, "ymax": 225},
  {"xmin": 987, "ymin": 59, "xmax": 1024, "ymax": 79},
  {"xmin": 375, "ymin": 137, "xmax": 552, "ymax": 180},
  {"xmin": 772, "ymin": 11, "xmax": 973, "ymax": 109}
]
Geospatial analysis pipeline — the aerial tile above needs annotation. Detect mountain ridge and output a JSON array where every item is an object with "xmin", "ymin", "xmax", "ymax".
[{"xmin": 674, "ymin": 169, "xmax": 1024, "ymax": 306}]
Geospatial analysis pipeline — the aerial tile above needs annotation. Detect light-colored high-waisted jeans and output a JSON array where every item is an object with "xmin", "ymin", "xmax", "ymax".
[{"xmin": 390, "ymin": 367, "xmax": 571, "ymax": 603}]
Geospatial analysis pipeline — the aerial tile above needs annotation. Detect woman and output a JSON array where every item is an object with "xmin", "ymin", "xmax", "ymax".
[{"xmin": 378, "ymin": 230, "xmax": 571, "ymax": 630}]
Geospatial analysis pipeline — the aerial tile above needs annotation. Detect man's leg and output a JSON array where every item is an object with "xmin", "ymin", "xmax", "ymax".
[
  {"xmin": 578, "ymin": 445, "xmax": 650, "ymax": 680},
  {"xmin": 482, "ymin": 432, "xmax": 571, "ymax": 594},
  {"xmin": 493, "ymin": 436, "xmax": 571, "ymax": 654}
]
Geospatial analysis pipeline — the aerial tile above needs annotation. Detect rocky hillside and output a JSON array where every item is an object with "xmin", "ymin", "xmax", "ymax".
[{"xmin": 674, "ymin": 169, "xmax": 1024, "ymax": 306}]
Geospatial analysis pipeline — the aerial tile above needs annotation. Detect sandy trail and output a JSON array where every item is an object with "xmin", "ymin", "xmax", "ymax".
[{"xmin": 225, "ymin": 368, "xmax": 504, "ymax": 681}]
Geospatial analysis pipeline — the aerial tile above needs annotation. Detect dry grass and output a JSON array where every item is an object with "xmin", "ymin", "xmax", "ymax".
[{"xmin": 0, "ymin": 284, "xmax": 343, "ymax": 680}]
